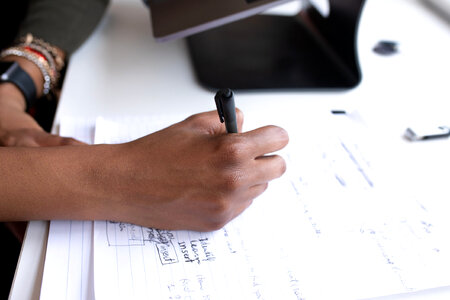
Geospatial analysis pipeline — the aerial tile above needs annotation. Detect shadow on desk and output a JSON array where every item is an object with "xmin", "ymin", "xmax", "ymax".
[{"xmin": 0, "ymin": 223, "xmax": 21, "ymax": 299}]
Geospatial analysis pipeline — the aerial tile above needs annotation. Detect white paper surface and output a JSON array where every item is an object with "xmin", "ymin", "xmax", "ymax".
[
  {"xmin": 94, "ymin": 115, "xmax": 184, "ymax": 144},
  {"xmin": 40, "ymin": 221, "xmax": 94, "ymax": 300},
  {"xmin": 92, "ymin": 111, "xmax": 450, "ymax": 300},
  {"xmin": 40, "ymin": 111, "xmax": 450, "ymax": 300}
]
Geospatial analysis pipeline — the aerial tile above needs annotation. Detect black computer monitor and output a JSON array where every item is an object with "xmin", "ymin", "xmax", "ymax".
[{"xmin": 147, "ymin": 0, "xmax": 366, "ymax": 91}]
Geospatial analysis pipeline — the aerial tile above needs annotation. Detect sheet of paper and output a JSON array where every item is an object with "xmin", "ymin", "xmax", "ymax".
[
  {"xmin": 40, "ymin": 221, "xmax": 94, "ymax": 300},
  {"xmin": 57, "ymin": 116, "xmax": 96, "ymax": 144},
  {"xmin": 92, "ymin": 111, "xmax": 450, "ymax": 300},
  {"xmin": 40, "ymin": 117, "xmax": 95, "ymax": 300}
]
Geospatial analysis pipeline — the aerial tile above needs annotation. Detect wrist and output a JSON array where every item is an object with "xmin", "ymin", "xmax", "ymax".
[
  {"xmin": 0, "ymin": 88, "xmax": 42, "ymax": 134},
  {"xmin": 1, "ymin": 34, "xmax": 67, "ymax": 101},
  {"xmin": 1, "ymin": 56, "xmax": 43, "ymax": 98},
  {"xmin": 64, "ymin": 144, "xmax": 129, "ymax": 220},
  {"xmin": 0, "ymin": 83, "xmax": 27, "ymax": 111}
]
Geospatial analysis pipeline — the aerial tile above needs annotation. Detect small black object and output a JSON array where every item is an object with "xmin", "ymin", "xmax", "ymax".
[
  {"xmin": 373, "ymin": 41, "xmax": 398, "ymax": 55},
  {"xmin": 331, "ymin": 110, "xmax": 347, "ymax": 114}
]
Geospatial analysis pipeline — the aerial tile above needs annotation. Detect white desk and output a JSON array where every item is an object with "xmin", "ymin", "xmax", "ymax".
[{"xmin": 9, "ymin": 0, "xmax": 450, "ymax": 299}]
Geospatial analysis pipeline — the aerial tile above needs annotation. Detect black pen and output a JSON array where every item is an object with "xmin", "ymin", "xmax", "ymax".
[{"xmin": 214, "ymin": 88, "xmax": 238, "ymax": 133}]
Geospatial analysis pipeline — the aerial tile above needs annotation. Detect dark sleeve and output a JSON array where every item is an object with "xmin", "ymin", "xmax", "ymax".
[{"xmin": 17, "ymin": 0, "xmax": 110, "ymax": 56}]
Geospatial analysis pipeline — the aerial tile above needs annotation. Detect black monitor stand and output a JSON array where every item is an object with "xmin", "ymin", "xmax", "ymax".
[{"xmin": 186, "ymin": 0, "xmax": 366, "ymax": 91}]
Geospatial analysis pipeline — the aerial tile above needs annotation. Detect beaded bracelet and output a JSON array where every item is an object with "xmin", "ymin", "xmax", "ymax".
[
  {"xmin": 0, "ymin": 47, "xmax": 52, "ymax": 95},
  {"xmin": 21, "ymin": 34, "xmax": 65, "ymax": 72},
  {"xmin": 19, "ymin": 43, "xmax": 59, "ymax": 83},
  {"xmin": 1, "ymin": 34, "xmax": 65, "ymax": 97}
]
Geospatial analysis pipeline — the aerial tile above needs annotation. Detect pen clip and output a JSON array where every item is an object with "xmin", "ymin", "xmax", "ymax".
[{"xmin": 214, "ymin": 94, "xmax": 225, "ymax": 123}]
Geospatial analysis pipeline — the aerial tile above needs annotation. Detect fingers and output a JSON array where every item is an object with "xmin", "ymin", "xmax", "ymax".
[
  {"xmin": 216, "ymin": 154, "xmax": 286, "ymax": 192},
  {"xmin": 186, "ymin": 110, "xmax": 287, "ymax": 158},
  {"xmin": 202, "ymin": 183, "xmax": 268, "ymax": 231},
  {"xmin": 252, "ymin": 154, "xmax": 287, "ymax": 183},
  {"xmin": 236, "ymin": 108, "xmax": 244, "ymax": 133},
  {"xmin": 36, "ymin": 134, "xmax": 86, "ymax": 147},
  {"xmin": 238, "ymin": 182, "xmax": 269, "ymax": 206},
  {"xmin": 0, "ymin": 130, "xmax": 43, "ymax": 147},
  {"xmin": 239, "ymin": 125, "xmax": 289, "ymax": 158},
  {"xmin": 185, "ymin": 108, "xmax": 244, "ymax": 134},
  {"xmin": 1, "ymin": 129, "xmax": 87, "ymax": 147},
  {"xmin": 59, "ymin": 137, "xmax": 87, "ymax": 146}
]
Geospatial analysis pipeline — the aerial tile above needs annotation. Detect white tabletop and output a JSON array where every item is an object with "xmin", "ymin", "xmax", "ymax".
[{"xmin": 9, "ymin": 0, "xmax": 450, "ymax": 299}]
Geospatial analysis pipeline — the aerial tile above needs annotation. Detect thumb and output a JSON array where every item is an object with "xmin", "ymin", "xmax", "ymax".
[
  {"xmin": 59, "ymin": 137, "xmax": 87, "ymax": 146},
  {"xmin": 37, "ymin": 134, "xmax": 87, "ymax": 147}
]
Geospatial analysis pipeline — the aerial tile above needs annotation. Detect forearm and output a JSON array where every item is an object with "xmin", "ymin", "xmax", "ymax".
[
  {"xmin": 0, "ymin": 110, "xmax": 289, "ymax": 231},
  {"xmin": 0, "ymin": 144, "xmax": 116, "ymax": 221}
]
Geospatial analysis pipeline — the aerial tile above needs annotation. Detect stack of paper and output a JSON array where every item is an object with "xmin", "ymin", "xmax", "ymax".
[{"xmin": 40, "ymin": 111, "xmax": 450, "ymax": 300}]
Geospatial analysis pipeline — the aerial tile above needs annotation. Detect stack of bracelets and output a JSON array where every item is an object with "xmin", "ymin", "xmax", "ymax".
[{"xmin": 0, "ymin": 33, "xmax": 65, "ymax": 97}]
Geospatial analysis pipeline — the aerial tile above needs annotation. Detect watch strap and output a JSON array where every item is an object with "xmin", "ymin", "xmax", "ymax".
[{"xmin": 1, "ymin": 62, "xmax": 37, "ymax": 111}]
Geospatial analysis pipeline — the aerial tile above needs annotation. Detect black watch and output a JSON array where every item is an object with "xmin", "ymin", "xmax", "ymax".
[{"xmin": 0, "ymin": 61, "xmax": 37, "ymax": 111}]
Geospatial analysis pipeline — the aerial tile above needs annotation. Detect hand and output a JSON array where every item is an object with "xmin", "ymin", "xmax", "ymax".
[
  {"xmin": 0, "ymin": 84, "xmax": 84, "ymax": 147},
  {"xmin": 98, "ymin": 110, "xmax": 289, "ymax": 231},
  {"xmin": 1, "ymin": 127, "xmax": 85, "ymax": 147}
]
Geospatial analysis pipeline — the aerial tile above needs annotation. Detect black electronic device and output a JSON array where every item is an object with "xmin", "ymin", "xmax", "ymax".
[{"xmin": 148, "ymin": 0, "xmax": 366, "ymax": 91}]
